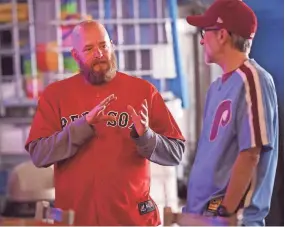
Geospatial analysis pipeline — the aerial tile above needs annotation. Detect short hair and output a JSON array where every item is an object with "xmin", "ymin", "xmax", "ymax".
[{"xmin": 230, "ymin": 33, "xmax": 252, "ymax": 54}]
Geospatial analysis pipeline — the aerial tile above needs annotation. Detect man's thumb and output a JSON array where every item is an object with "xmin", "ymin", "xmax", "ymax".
[
  {"xmin": 101, "ymin": 115, "xmax": 116, "ymax": 122},
  {"xmin": 127, "ymin": 105, "xmax": 138, "ymax": 117}
]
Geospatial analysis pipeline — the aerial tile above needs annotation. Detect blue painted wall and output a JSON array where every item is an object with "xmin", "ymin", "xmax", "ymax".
[{"xmin": 243, "ymin": 1, "xmax": 284, "ymax": 225}]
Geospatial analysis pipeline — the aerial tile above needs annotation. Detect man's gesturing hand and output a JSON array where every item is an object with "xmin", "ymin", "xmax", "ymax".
[
  {"xmin": 127, "ymin": 99, "xmax": 149, "ymax": 136},
  {"xmin": 86, "ymin": 94, "xmax": 117, "ymax": 125}
]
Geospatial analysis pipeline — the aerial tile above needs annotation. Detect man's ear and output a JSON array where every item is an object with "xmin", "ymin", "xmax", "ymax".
[
  {"xmin": 219, "ymin": 29, "xmax": 230, "ymax": 45},
  {"xmin": 71, "ymin": 48, "xmax": 78, "ymax": 61}
]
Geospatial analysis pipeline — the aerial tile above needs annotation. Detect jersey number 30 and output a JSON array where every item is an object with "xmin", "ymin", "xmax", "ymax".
[{"xmin": 106, "ymin": 111, "xmax": 133, "ymax": 129}]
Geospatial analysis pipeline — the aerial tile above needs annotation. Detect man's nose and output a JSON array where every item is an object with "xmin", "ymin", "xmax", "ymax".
[{"xmin": 94, "ymin": 48, "xmax": 103, "ymax": 58}]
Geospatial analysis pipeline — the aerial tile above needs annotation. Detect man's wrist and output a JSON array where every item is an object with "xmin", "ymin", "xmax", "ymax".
[
  {"xmin": 131, "ymin": 128, "xmax": 154, "ymax": 146},
  {"xmin": 84, "ymin": 115, "xmax": 95, "ymax": 131}
]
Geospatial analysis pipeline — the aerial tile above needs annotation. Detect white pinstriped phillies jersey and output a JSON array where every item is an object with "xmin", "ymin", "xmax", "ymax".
[{"xmin": 184, "ymin": 59, "xmax": 279, "ymax": 226}]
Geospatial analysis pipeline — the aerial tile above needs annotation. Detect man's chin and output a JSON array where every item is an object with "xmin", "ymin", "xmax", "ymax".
[
  {"xmin": 86, "ymin": 73, "xmax": 106, "ymax": 85},
  {"xmin": 86, "ymin": 70, "xmax": 117, "ymax": 85}
]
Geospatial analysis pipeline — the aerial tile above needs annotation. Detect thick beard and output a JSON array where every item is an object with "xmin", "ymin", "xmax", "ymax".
[{"xmin": 79, "ymin": 52, "xmax": 117, "ymax": 85}]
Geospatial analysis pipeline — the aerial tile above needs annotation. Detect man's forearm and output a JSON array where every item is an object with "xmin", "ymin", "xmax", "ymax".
[
  {"xmin": 131, "ymin": 128, "xmax": 185, "ymax": 166},
  {"xmin": 222, "ymin": 147, "xmax": 261, "ymax": 213},
  {"xmin": 26, "ymin": 117, "xmax": 95, "ymax": 168}
]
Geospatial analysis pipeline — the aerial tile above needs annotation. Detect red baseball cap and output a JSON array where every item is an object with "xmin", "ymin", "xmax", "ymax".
[{"xmin": 186, "ymin": 0, "xmax": 257, "ymax": 39}]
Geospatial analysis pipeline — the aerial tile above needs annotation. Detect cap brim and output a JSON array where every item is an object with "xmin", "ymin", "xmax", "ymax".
[{"xmin": 186, "ymin": 15, "xmax": 213, "ymax": 28}]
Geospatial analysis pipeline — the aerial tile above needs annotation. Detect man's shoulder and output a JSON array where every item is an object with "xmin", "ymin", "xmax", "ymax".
[
  {"xmin": 237, "ymin": 60, "xmax": 277, "ymax": 100},
  {"xmin": 238, "ymin": 60, "xmax": 274, "ymax": 85},
  {"xmin": 43, "ymin": 73, "xmax": 82, "ymax": 94}
]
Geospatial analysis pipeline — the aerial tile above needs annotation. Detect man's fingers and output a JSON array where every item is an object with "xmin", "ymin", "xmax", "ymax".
[
  {"xmin": 140, "ymin": 119, "xmax": 147, "ymax": 126},
  {"xmin": 107, "ymin": 95, "xmax": 117, "ymax": 106},
  {"xmin": 127, "ymin": 105, "xmax": 139, "ymax": 117},
  {"xmin": 97, "ymin": 105, "xmax": 106, "ymax": 116},
  {"xmin": 100, "ymin": 94, "xmax": 117, "ymax": 106},
  {"xmin": 141, "ymin": 104, "xmax": 148, "ymax": 116},
  {"xmin": 140, "ymin": 111, "xmax": 147, "ymax": 120},
  {"xmin": 99, "ymin": 95, "xmax": 112, "ymax": 106},
  {"xmin": 143, "ymin": 99, "xmax": 148, "ymax": 109}
]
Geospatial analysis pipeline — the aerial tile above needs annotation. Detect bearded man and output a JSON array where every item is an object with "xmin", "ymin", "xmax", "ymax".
[{"xmin": 25, "ymin": 20, "xmax": 185, "ymax": 226}]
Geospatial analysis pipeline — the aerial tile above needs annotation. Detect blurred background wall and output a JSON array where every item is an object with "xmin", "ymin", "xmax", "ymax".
[{"xmin": 244, "ymin": 0, "xmax": 284, "ymax": 225}]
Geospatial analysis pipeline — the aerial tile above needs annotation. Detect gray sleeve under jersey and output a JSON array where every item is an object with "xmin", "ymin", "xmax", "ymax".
[
  {"xmin": 27, "ymin": 117, "xmax": 184, "ymax": 168},
  {"xmin": 130, "ymin": 127, "xmax": 185, "ymax": 166},
  {"xmin": 26, "ymin": 117, "xmax": 94, "ymax": 167}
]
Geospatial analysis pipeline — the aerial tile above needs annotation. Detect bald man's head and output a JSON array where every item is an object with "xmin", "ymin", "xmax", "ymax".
[
  {"xmin": 70, "ymin": 20, "xmax": 117, "ymax": 85},
  {"xmin": 71, "ymin": 20, "xmax": 111, "ymax": 50}
]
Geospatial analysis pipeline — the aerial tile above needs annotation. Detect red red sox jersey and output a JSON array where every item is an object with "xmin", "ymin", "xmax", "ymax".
[{"xmin": 26, "ymin": 72, "xmax": 184, "ymax": 226}]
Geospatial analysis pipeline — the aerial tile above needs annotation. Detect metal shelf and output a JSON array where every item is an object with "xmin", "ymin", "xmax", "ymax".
[
  {"xmin": 2, "ymin": 97, "xmax": 37, "ymax": 107},
  {"xmin": 0, "ymin": 0, "xmax": 37, "ymax": 116},
  {"xmin": 0, "ymin": 48, "xmax": 31, "ymax": 55},
  {"xmin": 0, "ymin": 0, "xmax": 172, "ymax": 110},
  {"xmin": 0, "ymin": 22, "xmax": 29, "ymax": 30},
  {"xmin": 0, "ymin": 117, "xmax": 33, "ymax": 125},
  {"xmin": 49, "ymin": 18, "xmax": 172, "ymax": 26}
]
